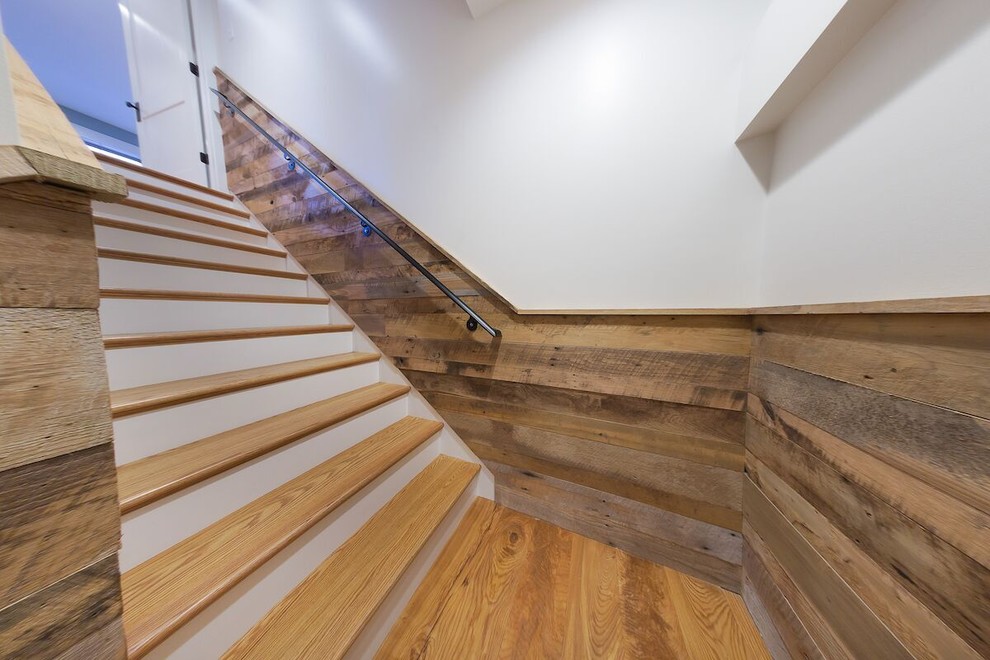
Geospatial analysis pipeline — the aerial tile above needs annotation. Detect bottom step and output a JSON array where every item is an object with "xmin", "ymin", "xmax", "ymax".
[{"xmin": 224, "ymin": 455, "xmax": 480, "ymax": 659}]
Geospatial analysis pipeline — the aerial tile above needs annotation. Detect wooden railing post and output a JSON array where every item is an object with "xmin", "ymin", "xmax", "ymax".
[{"xmin": 0, "ymin": 37, "xmax": 129, "ymax": 657}]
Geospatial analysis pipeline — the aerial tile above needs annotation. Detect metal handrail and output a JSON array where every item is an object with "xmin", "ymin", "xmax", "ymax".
[{"xmin": 211, "ymin": 88, "xmax": 501, "ymax": 337}]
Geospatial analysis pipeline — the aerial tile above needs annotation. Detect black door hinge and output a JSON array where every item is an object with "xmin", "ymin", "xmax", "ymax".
[
  {"xmin": 189, "ymin": 62, "xmax": 200, "ymax": 77},
  {"xmin": 200, "ymin": 152, "xmax": 209, "ymax": 165}
]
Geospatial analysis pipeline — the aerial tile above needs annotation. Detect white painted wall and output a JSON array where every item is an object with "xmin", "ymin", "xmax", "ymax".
[
  {"xmin": 216, "ymin": 0, "xmax": 771, "ymax": 310},
  {"xmin": 738, "ymin": 0, "xmax": 846, "ymax": 137},
  {"xmin": 759, "ymin": 0, "xmax": 990, "ymax": 305}
]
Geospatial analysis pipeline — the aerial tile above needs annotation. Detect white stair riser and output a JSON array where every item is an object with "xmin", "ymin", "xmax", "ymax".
[
  {"xmin": 95, "ymin": 225, "xmax": 288, "ymax": 270},
  {"xmin": 99, "ymin": 161, "xmax": 240, "ymax": 210},
  {"xmin": 100, "ymin": 299, "xmax": 330, "ymax": 334},
  {"xmin": 93, "ymin": 203, "xmax": 270, "ymax": 247},
  {"xmin": 141, "ymin": 438, "xmax": 442, "ymax": 660},
  {"xmin": 123, "ymin": 188, "xmax": 250, "ymax": 224},
  {"xmin": 112, "ymin": 360, "xmax": 381, "ymax": 463},
  {"xmin": 120, "ymin": 396, "xmax": 409, "ymax": 571},
  {"xmin": 98, "ymin": 259, "xmax": 308, "ymax": 297},
  {"xmin": 106, "ymin": 332, "xmax": 354, "ymax": 390}
]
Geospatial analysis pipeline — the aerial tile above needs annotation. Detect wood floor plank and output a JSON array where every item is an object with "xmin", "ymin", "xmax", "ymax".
[
  {"xmin": 121, "ymin": 416, "xmax": 443, "ymax": 659},
  {"xmin": 104, "ymin": 324, "xmax": 353, "ymax": 349},
  {"xmin": 223, "ymin": 455, "xmax": 479, "ymax": 659},
  {"xmin": 110, "ymin": 352, "xmax": 378, "ymax": 418},
  {"xmin": 117, "ymin": 383, "xmax": 410, "ymax": 513},
  {"xmin": 381, "ymin": 504, "xmax": 771, "ymax": 659},
  {"xmin": 94, "ymin": 216, "xmax": 287, "ymax": 258}
]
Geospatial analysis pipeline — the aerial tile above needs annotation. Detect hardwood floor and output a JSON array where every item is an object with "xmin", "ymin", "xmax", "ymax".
[{"xmin": 379, "ymin": 501, "xmax": 770, "ymax": 659}]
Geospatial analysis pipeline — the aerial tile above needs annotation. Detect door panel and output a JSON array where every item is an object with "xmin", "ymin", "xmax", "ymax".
[{"xmin": 120, "ymin": 0, "xmax": 207, "ymax": 184}]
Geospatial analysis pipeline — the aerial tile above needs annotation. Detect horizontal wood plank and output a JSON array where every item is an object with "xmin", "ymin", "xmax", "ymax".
[
  {"xmin": 0, "ymin": 308, "xmax": 113, "ymax": 472},
  {"xmin": 223, "ymin": 456, "xmax": 479, "ymax": 659},
  {"xmin": 100, "ymin": 288, "xmax": 330, "ymax": 305},
  {"xmin": 110, "ymin": 352, "xmax": 379, "ymax": 418},
  {"xmin": 0, "ymin": 445, "xmax": 121, "ymax": 607},
  {"xmin": 104, "ymin": 324, "xmax": 352, "ymax": 349},
  {"xmin": 94, "ymin": 216, "xmax": 287, "ymax": 258},
  {"xmin": 0, "ymin": 183, "xmax": 99, "ymax": 308},
  {"xmin": 117, "ymin": 382, "xmax": 409, "ymax": 512},
  {"xmin": 122, "ymin": 417, "xmax": 442, "ymax": 659},
  {"xmin": 95, "ymin": 152, "xmax": 236, "ymax": 201},
  {"xmin": 116, "ymin": 197, "xmax": 268, "ymax": 238},
  {"xmin": 97, "ymin": 248, "xmax": 308, "ymax": 280},
  {"xmin": 0, "ymin": 556, "xmax": 123, "ymax": 659}
]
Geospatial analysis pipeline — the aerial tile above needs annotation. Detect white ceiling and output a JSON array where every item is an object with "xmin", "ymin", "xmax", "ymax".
[
  {"xmin": 465, "ymin": 0, "xmax": 512, "ymax": 19},
  {"xmin": 0, "ymin": 0, "xmax": 136, "ymax": 133}
]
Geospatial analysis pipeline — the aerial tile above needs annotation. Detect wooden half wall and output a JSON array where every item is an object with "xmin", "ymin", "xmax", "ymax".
[
  {"xmin": 216, "ymin": 73, "xmax": 989, "ymax": 657},
  {"xmin": 745, "ymin": 313, "xmax": 989, "ymax": 659},
  {"xmin": 0, "ymin": 38, "xmax": 128, "ymax": 658},
  {"xmin": 217, "ymin": 74, "xmax": 748, "ymax": 591}
]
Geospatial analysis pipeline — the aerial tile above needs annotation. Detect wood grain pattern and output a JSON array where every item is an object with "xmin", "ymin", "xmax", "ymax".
[
  {"xmin": 116, "ymin": 197, "xmax": 268, "ymax": 238},
  {"xmin": 747, "ymin": 312, "xmax": 990, "ymax": 658},
  {"xmin": 0, "ymin": 308, "xmax": 113, "ymax": 472},
  {"xmin": 216, "ymin": 73, "xmax": 751, "ymax": 590},
  {"xmin": 0, "ymin": 556, "xmax": 123, "ymax": 659},
  {"xmin": 123, "ymin": 177, "xmax": 249, "ymax": 217},
  {"xmin": 491, "ymin": 463, "xmax": 742, "ymax": 591},
  {"xmin": 744, "ymin": 481, "xmax": 913, "ymax": 659},
  {"xmin": 224, "ymin": 456, "xmax": 479, "ymax": 659},
  {"xmin": 94, "ymin": 216, "xmax": 288, "ymax": 258},
  {"xmin": 95, "ymin": 152, "xmax": 236, "ymax": 201},
  {"xmin": 117, "ymin": 382, "xmax": 409, "ymax": 513},
  {"xmin": 100, "ymin": 288, "xmax": 328, "ymax": 305},
  {"xmin": 378, "ymin": 503, "xmax": 770, "ymax": 659},
  {"xmin": 97, "ymin": 247, "xmax": 308, "ymax": 280},
  {"xmin": 121, "ymin": 417, "xmax": 442, "ymax": 658},
  {"xmin": 110, "ymin": 352, "xmax": 378, "ymax": 418},
  {"xmin": 0, "ymin": 183, "xmax": 99, "ymax": 308},
  {"xmin": 0, "ymin": 445, "xmax": 121, "ymax": 608},
  {"xmin": 104, "ymin": 323, "xmax": 352, "ymax": 349},
  {"xmin": 376, "ymin": 498, "xmax": 499, "ymax": 657},
  {"xmin": 3, "ymin": 38, "xmax": 99, "ymax": 169}
]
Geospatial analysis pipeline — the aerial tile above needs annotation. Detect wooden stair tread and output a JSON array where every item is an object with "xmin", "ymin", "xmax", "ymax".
[
  {"xmin": 121, "ymin": 416, "xmax": 444, "ymax": 659},
  {"xmin": 95, "ymin": 151, "xmax": 236, "ymax": 201},
  {"xmin": 104, "ymin": 324, "xmax": 353, "ymax": 349},
  {"xmin": 375, "ymin": 497, "xmax": 498, "ymax": 657},
  {"xmin": 100, "ymin": 289, "xmax": 330, "ymax": 305},
  {"xmin": 98, "ymin": 247, "xmax": 308, "ymax": 280},
  {"xmin": 125, "ymin": 177, "xmax": 250, "ymax": 218},
  {"xmin": 117, "ymin": 382, "xmax": 410, "ymax": 513},
  {"xmin": 223, "ymin": 455, "xmax": 480, "ymax": 660},
  {"xmin": 116, "ymin": 197, "xmax": 268, "ymax": 238},
  {"xmin": 110, "ymin": 353, "xmax": 379, "ymax": 418},
  {"xmin": 95, "ymin": 216, "xmax": 287, "ymax": 258}
]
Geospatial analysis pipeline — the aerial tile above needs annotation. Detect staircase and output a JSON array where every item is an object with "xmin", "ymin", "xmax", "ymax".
[{"xmin": 95, "ymin": 153, "xmax": 493, "ymax": 659}]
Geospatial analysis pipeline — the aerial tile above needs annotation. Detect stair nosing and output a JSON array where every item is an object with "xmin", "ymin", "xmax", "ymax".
[
  {"xmin": 223, "ymin": 455, "xmax": 479, "ymax": 659},
  {"xmin": 95, "ymin": 152, "xmax": 237, "ymax": 201},
  {"xmin": 121, "ymin": 416, "xmax": 445, "ymax": 659},
  {"xmin": 94, "ymin": 216, "xmax": 287, "ymax": 258},
  {"xmin": 116, "ymin": 197, "xmax": 269, "ymax": 238},
  {"xmin": 110, "ymin": 352, "xmax": 379, "ymax": 418},
  {"xmin": 100, "ymin": 288, "xmax": 330, "ymax": 305},
  {"xmin": 104, "ymin": 324, "xmax": 353, "ymax": 349},
  {"xmin": 98, "ymin": 247, "xmax": 309, "ymax": 280},
  {"xmin": 118, "ymin": 382, "xmax": 411, "ymax": 513},
  {"xmin": 125, "ymin": 178, "xmax": 251, "ymax": 218}
]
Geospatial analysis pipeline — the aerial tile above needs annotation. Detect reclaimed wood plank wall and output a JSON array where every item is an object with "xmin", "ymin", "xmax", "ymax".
[
  {"xmin": 0, "ymin": 182, "xmax": 125, "ymax": 658},
  {"xmin": 218, "ymin": 75, "xmax": 748, "ymax": 591},
  {"xmin": 217, "ymin": 77, "xmax": 990, "ymax": 652},
  {"xmin": 745, "ymin": 314, "xmax": 990, "ymax": 659}
]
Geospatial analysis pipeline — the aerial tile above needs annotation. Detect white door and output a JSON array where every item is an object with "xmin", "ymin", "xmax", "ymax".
[{"xmin": 119, "ymin": 0, "xmax": 208, "ymax": 185}]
